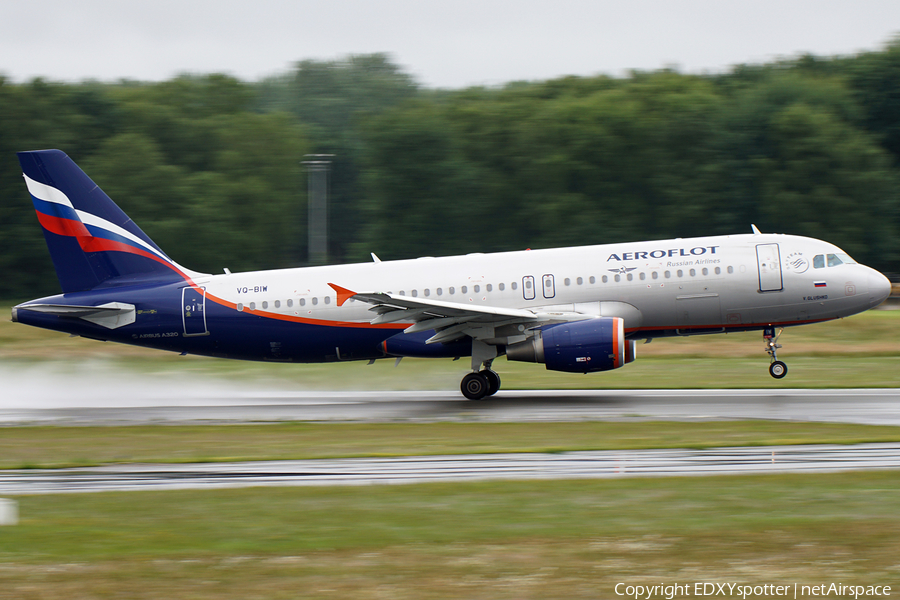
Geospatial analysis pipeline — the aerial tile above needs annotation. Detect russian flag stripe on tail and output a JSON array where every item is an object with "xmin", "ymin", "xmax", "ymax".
[{"xmin": 18, "ymin": 150, "xmax": 200, "ymax": 293}]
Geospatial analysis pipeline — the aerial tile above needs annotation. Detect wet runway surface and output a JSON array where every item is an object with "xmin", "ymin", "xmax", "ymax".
[
  {"xmin": 2, "ymin": 443, "xmax": 899, "ymax": 494},
  {"xmin": 3, "ymin": 383, "xmax": 899, "ymax": 491},
  {"xmin": 2, "ymin": 388, "xmax": 899, "ymax": 425}
]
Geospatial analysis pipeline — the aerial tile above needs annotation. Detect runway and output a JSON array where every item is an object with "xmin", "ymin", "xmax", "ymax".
[
  {"xmin": 2, "ymin": 443, "xmax": 899, "ymax": 494},
  {"xmin": 3, "ymin": 376, "xmax": 899, "ymax": 491},
  {"xmin": 1, "ymin": 387, "xmax": 899, "ymax": 425}
]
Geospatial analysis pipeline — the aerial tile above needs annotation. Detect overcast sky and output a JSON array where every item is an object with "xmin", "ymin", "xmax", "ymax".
[{"xmin": 2, "ymin": 0, "xmax": 899, "ymax": 88}]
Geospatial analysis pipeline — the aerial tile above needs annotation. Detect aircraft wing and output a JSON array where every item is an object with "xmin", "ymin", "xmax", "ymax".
[{"xmin": 328, "ymin": 283, "xmax": 589, "ymax": 344}]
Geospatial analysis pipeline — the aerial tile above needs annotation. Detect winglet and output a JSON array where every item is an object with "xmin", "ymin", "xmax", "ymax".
[
  {"xmin": 751, "ymin": 224, "xmax": 761, "ymax": 235},
  {"xmin": 328, "ymin": 283, "xmax": 357, "ymax": 307}
]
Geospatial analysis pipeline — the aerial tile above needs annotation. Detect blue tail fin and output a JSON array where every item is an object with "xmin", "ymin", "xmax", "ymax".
[{"xmin": 18, "ymin": 150, "xmax": 199, "ymax": 293}]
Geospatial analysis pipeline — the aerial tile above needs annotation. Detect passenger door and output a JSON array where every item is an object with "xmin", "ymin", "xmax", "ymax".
[
  {"xmin": 756, "ymin": 244, "xmax": 783, "ymax": 292},
  {"xmin": 182, "ymin": 286, "xmax": 209, "ymax": 336}
]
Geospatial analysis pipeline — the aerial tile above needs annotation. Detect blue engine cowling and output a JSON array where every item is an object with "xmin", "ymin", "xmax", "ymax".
[{"xmin": 505, "ymin": 317, "xmax": 635, "ymax": 373}]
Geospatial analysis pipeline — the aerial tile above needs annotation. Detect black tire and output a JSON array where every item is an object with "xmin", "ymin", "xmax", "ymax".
[
  {"xmin": 461, "ymin": 372, "xmax": 490, "ymax": 400},
  {"xmin": 482, "ymin": 369, "xmax": 501, "ymax": 396},
  {"xmin": 769, "ymin": 361, "xmax": 788, "ymax": 379}
]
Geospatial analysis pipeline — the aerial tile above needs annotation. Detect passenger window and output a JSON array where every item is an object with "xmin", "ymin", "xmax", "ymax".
[
  {"xmin": 589, "ymin": 276, "xmax": 596, "ymax": 284},
  {"xmin": 827, "ymin": 253, "xmax": 843, "ymax": 267},
  {"xmin": 813, "ymin": 255, "xmax": 825, "ymax": 269}
]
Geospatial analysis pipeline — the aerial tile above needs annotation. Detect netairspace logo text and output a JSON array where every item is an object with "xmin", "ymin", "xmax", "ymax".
[{"xmin": 614, "ymin": 582, "xmax": 891, "ymax": 599}]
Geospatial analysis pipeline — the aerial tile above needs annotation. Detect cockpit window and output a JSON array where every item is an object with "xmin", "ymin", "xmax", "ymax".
[
  {"xmin": 835, "ymin": 252, "xmax": 856, "ymax": 265},
  {"xmin": 814, "ymin": 252, "xmax": 856, "ymax": 269}
]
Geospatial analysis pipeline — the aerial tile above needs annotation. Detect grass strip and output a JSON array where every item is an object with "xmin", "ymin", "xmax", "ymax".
[
  {"xmin": 0, "ymin": 472, "xmax": 898, "ymax": 598},
  {"xmin": 3, "ymin": 421, "xmax": 900, "ymax": 469}
]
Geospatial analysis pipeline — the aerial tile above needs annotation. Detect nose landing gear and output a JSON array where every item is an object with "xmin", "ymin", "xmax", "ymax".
[{"xmin": 764, "ymin": 327, "xmax": 788, "ymax": 379}]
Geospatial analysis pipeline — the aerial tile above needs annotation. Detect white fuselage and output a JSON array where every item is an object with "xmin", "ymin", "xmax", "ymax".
[{"xmin": 198, "ymin": 232, "xmax": 888, "ymax": 337}]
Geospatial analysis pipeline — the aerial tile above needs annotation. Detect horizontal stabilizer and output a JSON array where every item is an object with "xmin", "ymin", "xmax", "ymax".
[{"xmin": 14, "ymin": 302, "xmax": 136, "ymax": 329}]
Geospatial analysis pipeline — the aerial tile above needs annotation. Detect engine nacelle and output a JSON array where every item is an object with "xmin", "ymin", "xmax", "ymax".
[{"xmin": 506, "ymin": 317, "xmax": 636, "ymax": 373}]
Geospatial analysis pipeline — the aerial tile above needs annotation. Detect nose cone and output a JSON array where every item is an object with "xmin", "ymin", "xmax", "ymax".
[{"xmin": 868, "ymin": 269, "xmax": 892, "ymax": 308}]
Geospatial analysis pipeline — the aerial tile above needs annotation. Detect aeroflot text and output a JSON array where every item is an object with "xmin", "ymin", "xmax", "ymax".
[
  {"xmin": 607, "ymin": 246, "xmax": 720, "ymax": 262},
  {"xmin": 614, "ymin": 582, "xmax": 891, "ymax": 599}
]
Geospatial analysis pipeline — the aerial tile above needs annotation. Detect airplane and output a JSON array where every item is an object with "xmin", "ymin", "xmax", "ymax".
[{"xmin": 11, "ymin": 149, "xmax": 893, "ymax": 400}]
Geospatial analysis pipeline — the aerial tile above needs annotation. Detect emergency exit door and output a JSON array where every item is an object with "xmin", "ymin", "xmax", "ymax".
[{"xmin": 542, "ymin": 274, "xmax": 556, "ymax": 299}]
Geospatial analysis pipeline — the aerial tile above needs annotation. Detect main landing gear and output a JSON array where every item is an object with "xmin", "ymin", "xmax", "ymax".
[
  {"xmin": 461, "ymin": 368, "xmax": 501, "ymax": 400},
  {"xmin": 461, "ymin": 340, "xmax": 503, "ymax": 400},
  {"xmin": 764, "ymin": 326, "xmax": 788, "ymax": 379}
]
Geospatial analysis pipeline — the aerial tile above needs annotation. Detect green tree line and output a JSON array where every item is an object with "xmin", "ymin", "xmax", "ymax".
[{"xmin": 1, "ymin": 47, "xmax": 899, "ymax": 300}]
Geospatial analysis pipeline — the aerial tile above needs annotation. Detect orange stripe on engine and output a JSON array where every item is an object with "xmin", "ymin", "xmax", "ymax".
[{"xmin": 612, "ymin": 317, "xmax": 621, "ymax": 368}]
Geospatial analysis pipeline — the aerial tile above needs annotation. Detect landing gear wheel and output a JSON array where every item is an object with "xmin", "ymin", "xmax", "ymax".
[
  {"xmin": 461, "ymin": 372, "xmax": 490, "ymax": 400},
  {"xmin": 482, "ymin": 369, "xmax": 501, "ymax": 396},
  {"xmin": 763, "ymin": 327, "xmax": 787, "ymax": 379},
  {"xmin": 769, "ymin": 361, "xmax": 787, "ymax": 379}
]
